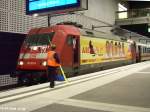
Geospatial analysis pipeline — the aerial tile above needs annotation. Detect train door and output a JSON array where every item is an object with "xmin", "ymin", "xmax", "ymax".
[
  {"xmin": 67, "ymin": 35, "xmax": 80, "ymax": 74},
  {"xmin": 131, "ymin": 42, "xmax": 137, "ymax": 63},
  {"xmin": 73, "ymin": 37, "xmax": 79, "ymax": 64},
  {"xmin": 136, "ymin": 46, "xmax": 141, "ymax": 62}
]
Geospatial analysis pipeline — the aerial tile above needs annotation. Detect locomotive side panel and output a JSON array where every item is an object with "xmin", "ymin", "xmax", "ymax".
[{"xmin": 55, "ymin": 31, "xmax": 73, "ymax": 67}]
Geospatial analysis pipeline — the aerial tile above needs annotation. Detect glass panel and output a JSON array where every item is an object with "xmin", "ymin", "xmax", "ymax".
[
  {"xmin": 67, "ymin": 35, "xmax": 74, "ymax": 45},
  {"xmin": 25, "ymin": 32, "xmax": 55, "ymax": 46}
]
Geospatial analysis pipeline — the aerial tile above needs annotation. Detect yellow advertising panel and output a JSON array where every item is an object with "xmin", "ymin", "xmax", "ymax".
[{"xmin": 80, "ymin": 36, "xmax": 132, "ymax": 65}]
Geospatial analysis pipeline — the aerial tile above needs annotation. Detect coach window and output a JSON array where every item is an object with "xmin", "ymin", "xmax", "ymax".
[
  {"xmin": 147, "ymin": 48, "xmax": 150, "ymax": 53},
  {"xmin": 146, "ymin": 47, "xmax": 148, "ymax": 53}
]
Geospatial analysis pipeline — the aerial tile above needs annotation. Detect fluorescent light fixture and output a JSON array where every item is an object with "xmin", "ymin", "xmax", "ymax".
[
  {"xmin": 33, "ymin": 13, "xmax": 39, "ymax": 17},
  {"xmin": 148, "ymin": 27, "xmax": 150, "ymax": 32},
  {"xmin": 118, "ymin": 3, "xmax": 127, "ymax": 11},
  {"xmin": 128, "ymin": 0, "xmax": 150, "ymax": 1},
  {"xmin": 118, "ymin": 3, "xmax": 127, "ymax": 19}
]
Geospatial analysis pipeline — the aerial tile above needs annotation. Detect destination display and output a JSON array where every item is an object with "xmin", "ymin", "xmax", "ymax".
[{"xmin": 26, "ymin": 0, "xmax": 80, "ymax": 14}]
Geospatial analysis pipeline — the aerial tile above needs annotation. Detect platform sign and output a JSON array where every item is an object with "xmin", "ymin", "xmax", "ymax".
[{"xmin": 26, "ymin": 0, "xmax": 87, "ymax": 15}]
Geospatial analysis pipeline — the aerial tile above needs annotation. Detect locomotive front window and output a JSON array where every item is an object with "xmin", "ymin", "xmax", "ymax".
[
  {"xmin": 38, "ymin": 34, "xmax": 51, "ymax": 45},
  {"xmin": 25, "ymin": 32, "xmax": 55, "ymax": 46},
  {"xmin": 26, "ymin": 35, "xmax": 38, "ymax": 46}
]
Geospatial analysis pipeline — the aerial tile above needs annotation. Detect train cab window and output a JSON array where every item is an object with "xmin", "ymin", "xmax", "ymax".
[
  {"xmin": 38, "ymin": 32, "xmax": 55, "ymax": 45},
  {"xmin": 67, "ymin": 35, "xmax": 74, "ymax": 45},
  {"xmin": 25, "ymin": 35, "xmax": 38, "ymax": 46},
  {"xmin": 25, "ymin": 32, "xmax": 55, "ymax": 46}
]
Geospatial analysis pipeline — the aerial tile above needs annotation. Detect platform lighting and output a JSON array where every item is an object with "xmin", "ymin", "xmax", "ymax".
[
  {"xmin": 118, "ymin": 3, "xmax": 127, "ymax": 11},
  {"xmin": 118, "ymin": 3, "xmax": 127, "ymax": 19},
  {"xmin": 129, "ymin": 0, "xmax": 150, "ymax": 1},
  {"xmin": 33, "ymin": 13, "xmax": 39, "ymax": 17},
  {"xmin": 148, "ymin": 27, "xmax": 150, "ymax": 32},
  {"xmin": 127, "ymin": 39, "xmax": 134, "ymax": 43}
]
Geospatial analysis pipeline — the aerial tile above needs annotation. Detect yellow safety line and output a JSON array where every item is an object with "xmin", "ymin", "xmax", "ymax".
[{"xmin": 59, "ymin": 65, "xmax": 69, "ymax": 83}]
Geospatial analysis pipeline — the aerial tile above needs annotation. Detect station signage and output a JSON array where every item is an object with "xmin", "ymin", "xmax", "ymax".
[{"xmin": 26, "ymin": 0, "xmax": 81, "ymax": 15}]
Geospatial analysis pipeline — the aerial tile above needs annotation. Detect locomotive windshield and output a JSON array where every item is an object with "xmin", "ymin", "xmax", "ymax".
[{"xmin": 25, "ymin": 32, "xmax": 55, "ymax": 46}]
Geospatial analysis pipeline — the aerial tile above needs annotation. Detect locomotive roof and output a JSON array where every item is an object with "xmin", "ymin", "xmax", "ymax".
[
  {"xmin": 79, "ymin": 28, "xmax": 122, "ymax": 41},
  {"xmin": 49, "ymin": 24, "xmax": 123, "ymax": 42},
  {"xmin": 28, "ymin": 25, "xmax": 123, "ymax": 42}
]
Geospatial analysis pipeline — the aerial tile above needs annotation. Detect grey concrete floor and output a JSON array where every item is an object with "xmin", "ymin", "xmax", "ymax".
[
  {"xmin": 31, "ymin": 103, "xmax": 108, "ymax": 112},
  {"xmin": 72, "ymin": 72, "xmax": 150, "ymax": 108}
]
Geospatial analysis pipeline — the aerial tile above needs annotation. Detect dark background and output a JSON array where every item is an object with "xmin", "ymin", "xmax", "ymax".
[
  {"xmin": 128, "ymin": 1, "xmax": 150, "ymax": 9},
  {"xmin": 0, "ymin": 32, "xmax": 25, "ymax": 74},
  {"xmin": 120, "ymin": 1, "xmax": 150, "ymax": 38}
]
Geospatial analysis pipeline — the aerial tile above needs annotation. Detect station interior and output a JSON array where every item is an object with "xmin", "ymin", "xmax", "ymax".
[{"xmin": 0, "ymin": 0, "xmax": 150, "ymax": 112}]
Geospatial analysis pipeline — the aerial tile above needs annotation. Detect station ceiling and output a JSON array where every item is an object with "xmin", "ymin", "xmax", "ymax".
[
  {"xmin": 127, "ymin": 1, "xmax": 150, "ymax": 9},
  {"xmin": 119, "ymin": 1, "xmax": 150, "ymax": 38},
  {"xmin": 120, "ymin": 0, "xmax": 150, "ymax": 9}
]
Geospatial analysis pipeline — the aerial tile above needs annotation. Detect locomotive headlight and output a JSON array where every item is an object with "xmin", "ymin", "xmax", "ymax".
[
  {"xmin": 42, "ymin": 61, "xmax": 47, "ymax": 66},
  {"xmin": 33, "ymin": 46, "xmax": 38, "ymax": 50},
  {"xmin": 18, "ymin": 61, "xmax": 24, "ymax": 66}
]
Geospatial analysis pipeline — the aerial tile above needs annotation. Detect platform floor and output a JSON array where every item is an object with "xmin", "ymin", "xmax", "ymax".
[{"xmin": 1, "ymin": 61, "xmax": 150, "ymax": 112}]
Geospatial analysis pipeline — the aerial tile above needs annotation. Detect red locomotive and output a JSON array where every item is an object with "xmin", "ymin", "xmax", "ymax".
[{"xmin": 12, "ymin": 24, "xmax": 150, "ymax": 85}]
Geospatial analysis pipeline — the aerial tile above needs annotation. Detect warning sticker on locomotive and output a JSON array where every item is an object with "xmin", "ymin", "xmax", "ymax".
[{"xmin": 80, "ymin": 36, "xmax": 132, "ymax": 65}]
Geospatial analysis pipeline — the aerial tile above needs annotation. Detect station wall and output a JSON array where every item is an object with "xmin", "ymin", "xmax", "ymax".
[
  {"xmin": 0, "ymin": 0, "xmax": 118, "ymax": 34},
  {"xmin": 0, "ymin": 32, "xmax": 25, "ymax": 74},
  {"xmin": 85, "ymin": 0, "xmax": 118, "ymax": 26},
  {"xmin": 50, "ymin": 0, "xmax": 118, "ymax": 33},
  {"xmin": 85, "ymin": 0, "xmax": 118, "ymax": 32}
]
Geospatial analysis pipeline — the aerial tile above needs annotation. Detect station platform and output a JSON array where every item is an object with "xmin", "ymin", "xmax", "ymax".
[{"xmin": 0, "ymin": 61, "xmax": 150, "ymax": 112}]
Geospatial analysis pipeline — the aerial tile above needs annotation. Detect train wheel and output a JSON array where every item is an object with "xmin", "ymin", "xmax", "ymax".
[
  {"xmin": 17, "ymin": 77, "xmax": 24, "ymax": 86},
  {"xmin": 17, "ymin": 76, "xmax": 33, "ymax": 86},
  {"xmin": 17, "ymin": 77, "xmax": 27, "ymax": 86},
  {"xmin": 40, "ymin": 75, "xmax": 48, "ymax": 83}
]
